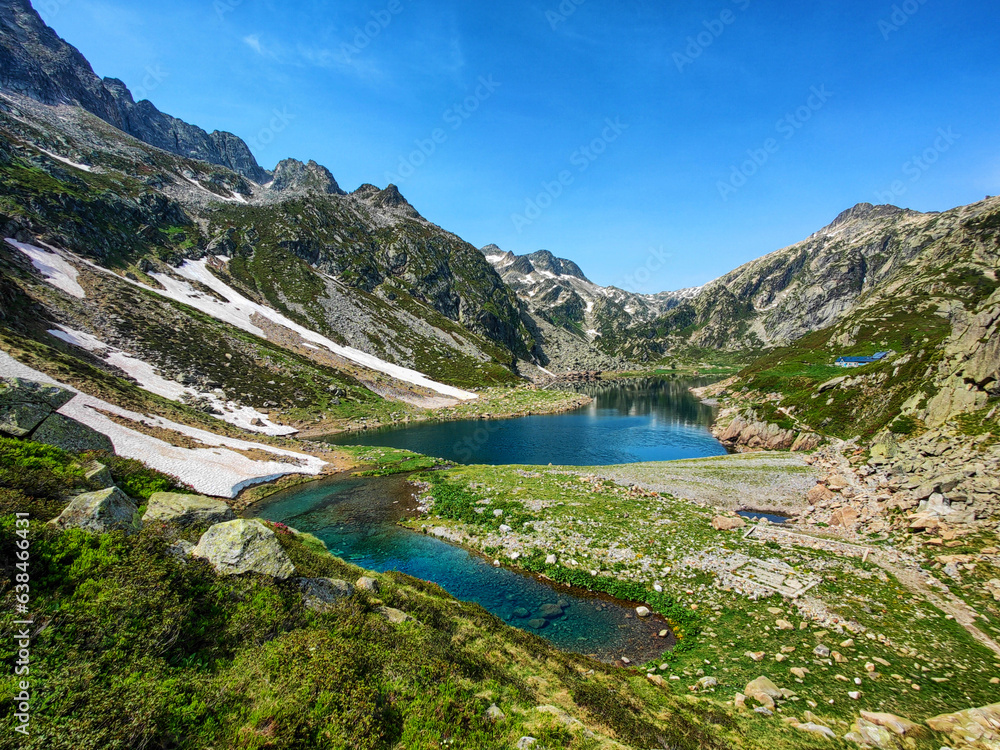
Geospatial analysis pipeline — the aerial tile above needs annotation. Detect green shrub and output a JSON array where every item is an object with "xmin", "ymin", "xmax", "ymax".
[{"xmin": 81, "ymin": 451, "xmax": 189, "ymax": 499}]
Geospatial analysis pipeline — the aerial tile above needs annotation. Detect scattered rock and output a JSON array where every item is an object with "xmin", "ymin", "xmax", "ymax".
[
  {"xmin": 744, "ymin": 676, "xmax": 782, "ymax": 710},
  {"xmin": 0, "ymin": 377, "xmax": 73, "ymax": 437},
  {"xmin": 356, "ymin": 576, "xmax": 380, "ymax": 593},
  {"xmin": 516, "ymin": 737, "xmax": 537, "ymax": 749},
  {"xmin": 50, "ymin": 487, "xmax": 139, "ymax": 534},
  {"xmin": 485, "ymin": 704, "xmax": 505, "ymax": 722},
  {"xmin": 635, "ymin": 606, "xmax": 651, "ymax": 618},
  {"xmin": 298, "ymin": 578, "xmax": 354, "ymax": 610},
  {"xmin": 142, "ymin": 492, "xmax": 236, "ymax": 527},
  {"xmin": 826, "ymin": 474, "xmax": 851, "ymax": 490},
  {"xmin": 646, "ymin": 673, "xmax": 667, "ymax": 688},
  {"xmin": 32, "ymin": 412, "xmax": 114, "ymax": 453},
  {"xmin": 378, "ymin": 606, "xmax": 416, "ymax": 625},
  {"xmin": 859, "ymin": 711, "xmax": 919, "ymax": 736},
  {"xmin": 538, "ymin": 603, "xmax": 564, "ymax": 619},
  {"xmin": 693, "ymin": 676, "xmax": 718, "ymax": 691},
  {"xmin": 166, "ymin": 539, "xmax": 194, "ymax": 559},
  {"xmin": 712, "ymin": 515, "xmax": 746, "ymax": 531},
  {"xmin": 829, "ymin": 507, "xmax": 859, "ymax": 528},
  {"xmin": 192, "ymin": 519, "xmax": 295, "ymax": 579},
  {"xmin": 83, "ymin": 461, "xmax": 114, "ymax": 488},
  {"xmin": 792, "ymin": 721, "xmax": 836, "ymax": 739},
  {"xmin": 807, "ymin": 484, "xmax": 835, "ymax": 504}
]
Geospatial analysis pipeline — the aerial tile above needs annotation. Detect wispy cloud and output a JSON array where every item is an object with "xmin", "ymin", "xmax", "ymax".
[{"xmin": 243, "ymin": 34, "xmax": 263, "ymax": 55}]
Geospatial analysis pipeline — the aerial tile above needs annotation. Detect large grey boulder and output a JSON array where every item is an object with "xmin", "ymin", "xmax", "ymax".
[
  {"xmin": 143, "ymin": 492, "xmax": 236, "ymax": 527},
  {"xmin": 298, "ymin": 578, "xmax": 354, "ymax": 610},
  {"xmin": 49, "ymin": 487, "xmax": 139, "ymax": 534},
  {"xmin": 32, "ymin": 413, "xmax": 114, "ymax": 453},
  {"xmin": 0, "ymin": 377, "xmax": 74, "ymax": 437},
  {"xmin": 192, "ymin": 520, "xmax": 295, "ymax": 579}
]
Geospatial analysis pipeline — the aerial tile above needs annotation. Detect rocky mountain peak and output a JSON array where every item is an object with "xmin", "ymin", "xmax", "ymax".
[
  {"xmin": 828, "ymin": 202, "xmax": 908, "ymax": 228},
  {"xmin": 525, "ymin": 250, "xmax": 589, "ymax": 281},
  {"xmin": 0, "ymin": 0, "xmax": 270, "ymax": 183},
  {"xmin": 268, "ymin": 158, "xmax": 344, "ymax": 195},
  {"xmin": 362, "ymin": 184, "xmax": 421, "ymax": 218}
]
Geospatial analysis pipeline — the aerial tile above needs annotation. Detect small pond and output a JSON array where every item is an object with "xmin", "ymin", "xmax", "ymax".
[{"xmin": 250, "ymin": 473, "xmax": 675, "ymax": 663}]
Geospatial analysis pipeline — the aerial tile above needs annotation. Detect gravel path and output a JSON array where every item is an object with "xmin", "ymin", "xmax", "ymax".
[{"xmin": 586, "ymin": 452, "xmax": 820, "ymax": 513}]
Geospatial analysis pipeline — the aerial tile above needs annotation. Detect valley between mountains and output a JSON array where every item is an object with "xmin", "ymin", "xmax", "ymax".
[{"xmin": 2, "ymin": 1, "xmax": 1000, "ymax": 749}]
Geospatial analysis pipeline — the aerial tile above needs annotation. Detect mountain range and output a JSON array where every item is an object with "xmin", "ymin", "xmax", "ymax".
[{"xmin": 0, "ymin": 0, "xmax": 997, "ymax": 436}]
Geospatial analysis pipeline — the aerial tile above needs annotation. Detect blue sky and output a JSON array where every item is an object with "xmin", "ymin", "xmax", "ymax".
[{"xmin": 41, "ymin": 0, "xmax": 1000, "ymax": 292}]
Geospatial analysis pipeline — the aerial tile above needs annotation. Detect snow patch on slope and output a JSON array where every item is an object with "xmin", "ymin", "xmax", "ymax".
[
  {"xmin": 47, "ymin": 325, "xmax": 297, "ymax": 436},
  {"xmin": 38, "ymin": 148, "xmax": 93, "ymax": 172},
  {"xmin": 146, "ymin": 258, "xmax": 477, "ymax": 401},
  {"xmin": 0, "ymin": 351, "xmax": 325, "ymax": 498},
  {"xmin": 5, "ymin": 239, "xmax": 85, "ymax": 298}
]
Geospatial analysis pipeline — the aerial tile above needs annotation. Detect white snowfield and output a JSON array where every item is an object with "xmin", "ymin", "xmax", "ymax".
[
  {"xmin": 5, "ymin": 239, "xmax": 86, "ymax": 298},
  {"xmin": 6, "ymin": 239, "xmax": 476, "ymax": 401},
  {"xmin": 47, "ymin": 325, "xmax": 297, "ymax": 436},
  {"xmin": 38, "ymin": 148, "xmax": 93, "ymax": 172},
  {"xmin": 0, "ymin": 350, "xmax": 326, "ymax": 498},
  {"xmin": 144, "ymin": 258, "xmax": 477, "ymax": 401}
]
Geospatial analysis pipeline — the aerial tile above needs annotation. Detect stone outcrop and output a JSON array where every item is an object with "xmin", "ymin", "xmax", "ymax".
[
  {"xmin": 926, "ymin": 702, "xmax": 1000, "ymax": 750},
  {"xmin": 715, "ymin": 408, "xmax": 822, "ymax": 453},
  {"xmin": 0, "ymin": 377, "xmax": 73, "ymax": 436},
  {"xmin": 192, "ymin": 520, "xmax": 295, "ymax": 579},
  {"xmin": 0, "ymin": 377, "xmax": 113, "ymax": 452},
  {"xmin": 31, "ymin": 412, "xmax": 113, "ymax": 453},
  {"xmin": 50, "ymin": 487, "xmax": 139, "ymax": 534},
  {"xmin": 712, "ymin": 515, "xmax": 746, "ymax": 531},
  {"xmin": 142, "ymin": 492, "xmax": 236, "ymax": 527},
  {"xmin": 298, "ymin": 578, "xmax": 354, "ymax": 610}
]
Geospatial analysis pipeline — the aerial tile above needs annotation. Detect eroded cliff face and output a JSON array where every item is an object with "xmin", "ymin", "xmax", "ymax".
[{"xmin": 922, "ymin": 288, "xmax": 1000, "ymax": 427}]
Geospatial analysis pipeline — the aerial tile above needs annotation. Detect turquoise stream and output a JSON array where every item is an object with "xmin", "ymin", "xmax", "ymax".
[{"xmin": 253, "ymin": 378, "xmax": 727, "ymax": 662}]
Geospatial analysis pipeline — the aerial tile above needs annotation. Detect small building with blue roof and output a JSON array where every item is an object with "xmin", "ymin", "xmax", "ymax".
[{"xmin": 835, "ymin": 352, "xmax": 891, "ymax": 368}]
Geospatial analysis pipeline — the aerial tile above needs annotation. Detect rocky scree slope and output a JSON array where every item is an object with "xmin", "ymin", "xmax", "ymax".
[
  {"xmin": 616, "ymin": 202, "xmax": 975, "ymax": 359},
  {"xmin": 705, "ymin": 195, "xmax": 1000, "ymax": 449}
]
